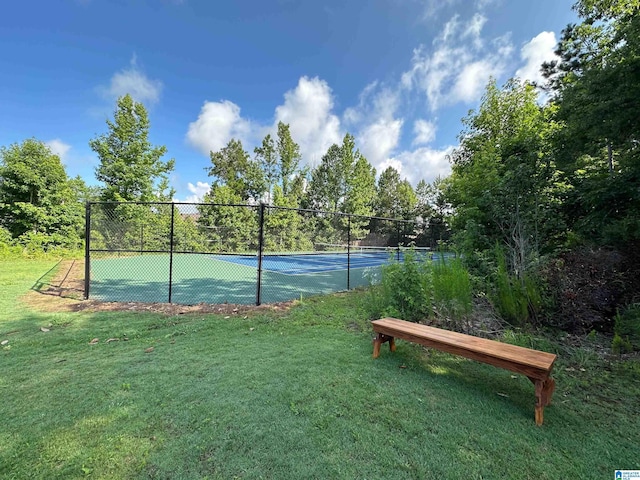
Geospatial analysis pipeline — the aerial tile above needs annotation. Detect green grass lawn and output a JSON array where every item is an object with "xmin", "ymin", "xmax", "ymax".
[{"xmin": 1, "ymin": 259, "xmax": 639, "ymax": 479}]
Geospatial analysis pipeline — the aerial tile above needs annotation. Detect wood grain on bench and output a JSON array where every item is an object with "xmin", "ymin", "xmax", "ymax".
[{"xmin": 371, "ymin": 317, "xmax": 557, "ymax": 425}]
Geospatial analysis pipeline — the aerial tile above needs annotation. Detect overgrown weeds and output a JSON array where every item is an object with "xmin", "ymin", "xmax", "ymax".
[{"xmin": 367, "ymin": 249, "xmax": 473, "ymax": 328}]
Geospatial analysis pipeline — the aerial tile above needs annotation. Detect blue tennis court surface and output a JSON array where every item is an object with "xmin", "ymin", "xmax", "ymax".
[{"xmin": 212, "ymin": 250, "xmax": 441, "ymax": 275}]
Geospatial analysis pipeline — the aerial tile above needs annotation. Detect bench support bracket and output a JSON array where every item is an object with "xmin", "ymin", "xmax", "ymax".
[{"xmin": 373, "ymin": 333, "xmax": 396, "ymax": 358}]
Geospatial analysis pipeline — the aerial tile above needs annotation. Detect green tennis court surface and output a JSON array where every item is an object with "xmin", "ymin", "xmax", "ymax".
[{"xmin": 89, "ymin": 253, "xmax": 378, "ymax": 305}]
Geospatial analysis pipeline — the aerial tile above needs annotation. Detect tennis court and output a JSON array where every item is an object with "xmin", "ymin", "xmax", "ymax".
[
  {"xmin": 88, "ymin": 248, "xmax": 442, "ymax": 305},
  {"xmin": 86, "ymin": 201, "xmax": 446, "ymax": 306}
]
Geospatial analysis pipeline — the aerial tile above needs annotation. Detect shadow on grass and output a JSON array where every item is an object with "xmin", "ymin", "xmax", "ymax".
[{"xmin": 30, "ymin": 259, "xmax": 62, "ymax": 292}]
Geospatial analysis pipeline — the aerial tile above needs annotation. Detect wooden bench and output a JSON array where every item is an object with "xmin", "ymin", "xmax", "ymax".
[{"xmin": 372, "ymin": 317, "xmax": 557, "ymax": 425}]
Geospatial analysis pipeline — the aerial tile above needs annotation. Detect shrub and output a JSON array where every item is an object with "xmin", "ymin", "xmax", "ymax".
[
  {"xmin": 432, "ymin": 255, "xmax": 473, "ymax": 325},
  {"xmin": 491, "ymin": 246, "xmax": 544, "ymax": 326},
  {"xmin": 612, "ymin": 304, "xmax": 640, "ymax": 352},
  {"xmin": 367, "ymin": 249, "xmax": 473, "ymax": 328},
  {"xmin": 367, "ymin": 249, "xmax": 432, "ymax": 322}
]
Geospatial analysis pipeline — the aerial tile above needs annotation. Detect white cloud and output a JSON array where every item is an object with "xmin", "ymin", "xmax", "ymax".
[
  {"xmin": 402, "ymin": 14, "xmax": 513, "ymax": 110},
  {"xmin": 421, "ymin": 0, "xmax": 458, "ymax": 20},
  {"xmin": 183, "ymin": 181, "xmax": 210, "ymax": 203},
  {"xmin": 389, "ymin": 146, "xmax": 455, "ymax": 185},
  {"xmin": 102, "ymin": 56, "xmax": 162, "ymax": 104},
  {"xmin": 359, "ymin": 118, "xmax": 404, "ymax": 172},
  {"xmin": 450, "ymin": 59, "xmax": 495, "ymax": 103},
  {"xmin": 516, "ymin": 31, "xmax": 558, "ymax": 86},
  {"xmin": 413, "ymin": 119, "xmax": 437, "ymax": 146},
  {"xmin": 463, "ymin": 13, "xmax": 487, "ymax": 48},
  {"xmin": 186, "ymin": 100, "xmax": 253, "ymax": 155},
  {"xmin": 342, "ymin": 82, "xmax": 404, "ymax": 172},
  {"xmin": 46, "ymin": 139, "xmax": 71, "ymax": 162},
  {"xmin": 274, "ymin": 76, "xmax": 342, "ymax": 165}
]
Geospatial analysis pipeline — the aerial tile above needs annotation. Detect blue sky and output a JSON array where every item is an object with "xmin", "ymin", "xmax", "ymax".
[{"xmin": 0, "ymin": 0, "xmax": 577, "ymax": 202}]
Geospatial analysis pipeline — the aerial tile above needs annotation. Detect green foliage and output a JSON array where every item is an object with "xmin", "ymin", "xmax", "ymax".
[
  {"xmin": 368, "ymin": 250, "xmax": 473, "ymax": 327},
  {"xmin": 369, "ymin": 249, "xmax": 432, "ymax": 322},
  {"xmin": 414, "ymin": 177, "xmax": 451, "ymax": 248},
  {"xmin": 276, "ymin": 121, "xmax": 302, "ymax": 198},
  {"xmin": 492, "ymin": 246, "xmax": 543, "ymax": 326},
  {"xmin": 90, "ymin": 94, "xmax": 175, "ymax": 203},
  {"xmin": 208, "ymin": 138, "xmax": 265, "ymax": 201},
  {"xmin": 197, "ymin": 186, "xmax": 258, "ymax": 252},
  {"xmin": 447, "ymin": 80, "xmax": 564, "ymax": 261},
  {"xmin": 0, "ymin": 138, "xmax": 84, "ymax": 248},
  {"xmin": 543, "ymin": 0, "xmax": 640, "ymax": 245},
  {"xmin": 613, "ymin": 303, "xmax": 640, "ymax": 352},
  {"xmin": 612, "ymin": 334, "xmax": 633, "ymax": 355},
  {"xmin": 432, "ymin": 255, "xmax": 473, "ymax": 323}
]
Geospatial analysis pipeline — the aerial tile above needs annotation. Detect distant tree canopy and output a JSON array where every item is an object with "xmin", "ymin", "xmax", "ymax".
[
  {"xmin": 90, "ymin": 94, "xmax": 175, "ymax": 203},
  {"xmin": 0, "ymin": 138, "xmax": 84, "ymax": 248}
]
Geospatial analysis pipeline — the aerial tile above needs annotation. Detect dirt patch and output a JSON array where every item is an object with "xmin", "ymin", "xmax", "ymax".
[{"xmin": 22, "ymin": 259, "xmax": 295, "ymax": 316}]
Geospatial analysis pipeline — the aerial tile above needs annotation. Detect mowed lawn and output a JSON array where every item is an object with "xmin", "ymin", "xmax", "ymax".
[{"xmin": 1, "ymin": 259, "xmax": 638, "ymax": 479}]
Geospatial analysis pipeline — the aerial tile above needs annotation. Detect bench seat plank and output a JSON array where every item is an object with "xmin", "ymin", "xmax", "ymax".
[
  {"xmin": 371, "ymin": 317, "xmax": 557, "ymax": 425},
  {"xmin": 372, "ymin": 318, "xmax": 556, "ymax": 380}
]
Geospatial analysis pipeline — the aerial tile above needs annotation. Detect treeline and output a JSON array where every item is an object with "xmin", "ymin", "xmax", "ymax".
[
  {"xmin": 0, "ymin": 95, "xmax": 449, "ymax": 255},
  {"xmin": 445, "ymin": 0, "xmax": 639, "ymax": 328}
]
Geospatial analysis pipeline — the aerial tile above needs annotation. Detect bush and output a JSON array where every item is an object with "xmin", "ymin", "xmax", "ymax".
[
  {"xmin": 612, "ymin": 304, "xmax": 640, "ymax": 353},
  {"xmin": 367, "ymin": 249, "xmax": 432, "ymax": 322},
  {"xmin": 491, "ymin": 247, "xmax": 543, "ymax": 326},
  {"xmin": 367, "ymin": 249, "xmax": 473, "ymax": 328},
  {"xmin": 432, "ymin": 255, "xmax": 473, "ymax": 327}
]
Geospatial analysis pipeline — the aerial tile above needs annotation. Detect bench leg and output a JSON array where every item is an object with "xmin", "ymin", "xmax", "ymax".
[
  {"xmin": 529, "ymin": 376, "xmax": 555, "ymax": 425},
  {"xmin": 534, "ymin": 380, "xmax": 545, "ymax": 426},
  {"xmin": 542, "ymin": 377, "xmax": 555, "ymax": 406},
  {"xmin": 372, "ymin": 333, "xmax": 395, "ymax": 358}
]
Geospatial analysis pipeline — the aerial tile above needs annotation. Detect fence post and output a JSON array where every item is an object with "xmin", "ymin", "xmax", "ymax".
[
  {"xmin": 256, "ymin": 203, "xmax": 265, "ymax": 305},
  {"xmin": 84, "ymin": 202, "xmax": 91, "ymax": 299},
  {"xmin": 347, "ymin": 215, "xmax": 351, "ymax": 290},
  {"xmin": 168, "ymin": 202, "xmax": 175, "ymax": 303},
  {"xmin": 396, "ymin": 222, "xmax": 401, "ymax": 261}
]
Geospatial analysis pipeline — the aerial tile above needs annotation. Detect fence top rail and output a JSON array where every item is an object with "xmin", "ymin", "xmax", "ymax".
[{"xmin": 87, "ymin": 201, "xmax": 417, "ymax": 224}]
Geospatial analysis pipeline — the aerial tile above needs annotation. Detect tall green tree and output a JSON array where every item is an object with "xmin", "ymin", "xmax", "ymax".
[
  {"xmin": 197, "ymin": 185, "xmax": 258, "ymax": 252},
  {"xmin": 414, "ymin": 177, "xmax": 451, "ymax": 248},
  {"xmin": 306, "ymin": 133, "xmax": 376, "ymax": 243},
  {"xmin": 542, "ymin": 0, "xmax": 640, "ymax": 244},
  {"xmin": 254, "ymin": 134, "xmax": 278, "ymax": 204},
  {"xmin": 307, "ymin": 133, "xmax": 375, "ymax": 214},
  {"xmin": 90, "ymin": 94, "xmax": 175, "ymax": 203},
  {"xmin": 447, "ymin": 79, "xmax": 563, "ymax": 271},
  {"xmin": 375, "ymin": 167, "xmax": 417, "ymax": 220},
  {"xmin": 207, "ymin": 139, "xmax": 265, "ymax": 202},
  {"xmin": 276, "ymin": 122, "xmax": 301, "ymax": 198},
  {"xmin": 0, "ymin": 139, "xmax": 83, "ymax": 247}
]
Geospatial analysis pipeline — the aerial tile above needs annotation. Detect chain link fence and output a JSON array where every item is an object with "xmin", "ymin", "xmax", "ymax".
[{"xmin": 85, "ymin": 202, "xmax": 430, "ymax": 305}]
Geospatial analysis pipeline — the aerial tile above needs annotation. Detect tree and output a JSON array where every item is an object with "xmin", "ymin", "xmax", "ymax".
[
  {"xmin": 447, "ymin": 79, "xmax": 563, "ymax": 271},
  {"xmin": 375, "ymin": 167, "xmax": 417, "ymax": 220},
  {"xmin": 542, "ymin": 0, "xmax": 640, "ymax": 244},
  {"xmin": 305, "ymin": 133, "xmax": 376, "ymax": 243},
  {"xmin": 208, "ymin": 139, "xmax": 265, "ymax": 202},
  {"xmin": 90, "ymin": 94, "xmax": 175, "ymax": 203},
  {"xmin": 0, "ymin": 139, "xmax": 83, "ymax": 248},
  {"xmin": 276, "ymin": 122, "xmax": 301, "ymax": 198},
  {"xmin": 197, "ymin": 185, "xmax": 258, "ymax": 252},
  {"xmin": 414, "ymin": 178, "xmax": 451, "ymax": 248},
  {"xmin": 254, "ymin": 134, "xmax": 278, "ymax": 204}
]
